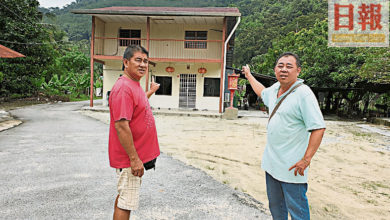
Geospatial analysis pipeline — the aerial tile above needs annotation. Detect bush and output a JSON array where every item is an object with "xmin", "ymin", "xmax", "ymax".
[{"xmin": 10, "ymin": 93, "xmax": 24, "ymax": 99}]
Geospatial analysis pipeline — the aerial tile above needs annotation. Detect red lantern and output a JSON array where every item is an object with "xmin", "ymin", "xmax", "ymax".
[
  {"xmin": 165, "ymin": 66, "xmax": 175, "ymax": 73},
  {"xmin": 198, "ymin": 67, "xmax": 207, "ymax": 74}
]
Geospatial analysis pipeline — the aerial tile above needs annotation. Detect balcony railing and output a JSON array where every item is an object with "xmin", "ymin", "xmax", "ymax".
[{"xmin": 94, "ymin": 37, "xmax": 223, "ymax": 61}]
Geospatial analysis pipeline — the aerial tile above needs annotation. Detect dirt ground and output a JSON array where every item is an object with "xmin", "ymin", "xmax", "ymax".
[
  {"xmin": 0, "ymin": 99, "xmax": 48, "ymax": 111},
  {"xmin": 83, "ymin": 111, "xmax": 390, "ymax": 220}
]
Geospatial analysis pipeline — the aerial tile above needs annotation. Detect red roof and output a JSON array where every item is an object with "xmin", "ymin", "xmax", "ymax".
[
  {"xmin": 95, "ymin": 6, "xmax": 240, "ymax": 13},
  {"xmin": 0, "ymin": 44, "xmax": 25, "ymax": 58}
]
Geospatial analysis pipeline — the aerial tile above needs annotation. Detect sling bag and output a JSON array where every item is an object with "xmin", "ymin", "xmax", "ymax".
[{"xmin": 268, "ymin": 83, "xmax": 302, "ymax": 122}]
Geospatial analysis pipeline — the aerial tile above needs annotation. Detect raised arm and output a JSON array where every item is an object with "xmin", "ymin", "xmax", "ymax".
[
  {"xmin": 242, "ymin": 65, "xmax": 266, "ymax": 98},
  {"xmin": 146, "ymin": 78, "xmax": 160, "ymax": 99}
]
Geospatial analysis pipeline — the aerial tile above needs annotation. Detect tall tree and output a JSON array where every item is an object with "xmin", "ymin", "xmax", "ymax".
[
  {"xmin": 233, "ymin": 0, "xmax": 327, "ymax": 65},
  {"xmin": 252, "ymin": 19, "xmax": 363, "ymax": 88},
  {"xmin": 0, "ymin": 0, "xmax": 58, "ymax": 97}
]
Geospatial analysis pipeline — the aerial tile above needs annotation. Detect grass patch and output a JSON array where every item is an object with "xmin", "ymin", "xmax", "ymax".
[
  {"xmin": 366, "ymin": 199, "xmax": 378, "ymax": 205},
  {"xmin": 362, "ymin": 181, "xmax": 389, "ymax": 191},
  {"xmin": 351, "ymin": 131, "xmax": 371, "ymax": 137},
  {"xmin": 69, "ymin": 94, "xmax": 102, "ymax": 102},
  {"xmin": 206, "ymin": 165, "xmax": 215, "ymax": 170},
  {"xmin": 373, "ymin": 182, "xmax": 389, "ymax": 189},
  {"xmin": 379, "ymin": 192, "xmax": 389, "ymax": 197},
  {"xmin": 341, "ymin": 185, "xmax": 361, "ymax": 196}
]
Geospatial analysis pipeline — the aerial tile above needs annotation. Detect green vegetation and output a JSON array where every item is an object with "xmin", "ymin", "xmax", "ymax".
[
  {"xmin": 234, "ymin": 78, "xmax": 248, "ymax": 108},
  {"xmin": 366, "ymin": 199, "xmax": 378, "ymax": 205},
  {"xmin": 1, "ymin": 0, "xmax": 59, "ymax": 98},
  {"xmin": 233, "ymin": 0, "xmax": 327, "ymax": 65},
  {"xmin": 206, "ymin": 165, "xmax": 215, "ymax": 170},
  {"xmin": 233, "ymin": 0, "xmax": 389, "ymax": 117},
  {"xmin": 350, "ymin": 130, "xmax": 371, "ymax": 137},
  {"xmin": 70, "ymin": 93, "xmax": 96, "ymax": 102},
  {"xmin": 252, "ymin": 19, "xmax": 389, "ymax": 116},
  {"xmin": 0, "ymin": 0, "xmax": 101, "ymax": 102},
  {"xmin": 362, "ymin": 181, "xmax": 389, "ymax": 191},
  {"xmin": 1, "ymin": 0, "xmax": 388, "ymax": 116}
]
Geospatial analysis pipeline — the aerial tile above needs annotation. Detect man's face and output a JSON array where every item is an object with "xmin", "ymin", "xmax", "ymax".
[
  {"xmin": 123, "ymin": 51, "xmax": 148, "ymax": 81},
  {"xmin": 274, "ymin": 56, "xmax": 301, "ymax": 87}
]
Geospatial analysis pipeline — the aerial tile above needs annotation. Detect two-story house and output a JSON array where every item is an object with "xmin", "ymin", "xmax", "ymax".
[{"xmin": 72, "ymin": 7, "xmax": 241, "ymax": 113}]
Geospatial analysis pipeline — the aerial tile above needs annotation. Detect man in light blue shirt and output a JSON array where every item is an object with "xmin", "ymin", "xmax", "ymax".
[{"xmin": 242, "ymin": 52, "xmax": 325, "ymax": 220}]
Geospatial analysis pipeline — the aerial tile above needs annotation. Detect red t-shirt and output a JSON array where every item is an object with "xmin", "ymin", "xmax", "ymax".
[{"xmin": 108, "ymin": 76, "xmax": 160, "ymax": 168}]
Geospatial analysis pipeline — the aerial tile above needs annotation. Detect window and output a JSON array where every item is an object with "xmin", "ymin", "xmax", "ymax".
[
  {"xmin": 155, "ymin": 76, "xmax": 172, "ymax": 95},
  {"xmin": 119, "ymin": 29, "xmax": 141, "ymax": 46},
  {"xmin": 203, "ymin": 78, "xmax": 220, "ymax": 97},
  {"xmin": 185, "ymin": 31, "xmax": 207, "ymax": 49}
]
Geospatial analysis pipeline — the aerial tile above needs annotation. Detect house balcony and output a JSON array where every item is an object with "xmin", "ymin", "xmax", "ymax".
[{"xmin": 93, "ymin": 37, "xmax": 223, "ymax": 63}]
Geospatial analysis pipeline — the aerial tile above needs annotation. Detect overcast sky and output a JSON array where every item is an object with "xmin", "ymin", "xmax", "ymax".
[{"xmin": 38, "ymin": 0, "xmax": 76, "ymax": 8}]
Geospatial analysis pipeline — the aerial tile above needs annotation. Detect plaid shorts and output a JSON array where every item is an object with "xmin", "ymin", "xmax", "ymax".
[{"xmin": 116, "ymin": 168, "xmax": 142, "ymax": 211}]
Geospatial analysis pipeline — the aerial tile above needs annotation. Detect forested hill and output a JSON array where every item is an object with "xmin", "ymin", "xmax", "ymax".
[{"xmin": 39, "ymin": 0, "xmax": 234, "ymax": 41}]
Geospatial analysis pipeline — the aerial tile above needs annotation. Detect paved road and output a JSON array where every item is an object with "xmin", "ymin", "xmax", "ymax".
[{"xmin": 0, "ymin": 101, "xmax": 270, "ymax": 219}]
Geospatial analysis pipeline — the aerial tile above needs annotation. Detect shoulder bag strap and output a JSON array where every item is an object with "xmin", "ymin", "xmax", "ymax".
[{"xmin": 268, "ymin": 83, "xmax": 302, "ymax": 122}]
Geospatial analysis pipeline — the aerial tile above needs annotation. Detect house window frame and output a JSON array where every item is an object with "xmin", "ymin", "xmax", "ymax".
[
  {"xmin": 184, "ymin": 31, "xmax": 208, "ymax": 49},
  {"xmin": 154, "ymin": 76, "xmax": 172, "ymax": 96},
  {"xmin": 119, "ymin": 29, "xmax": 141, "ymax": 47},
  {"xmin": 203, "ymin": 77, "xmax": 220, "ymax": 97}
]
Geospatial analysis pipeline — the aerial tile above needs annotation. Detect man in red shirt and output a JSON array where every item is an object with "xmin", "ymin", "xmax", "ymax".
[{"xmin": 108, "ymin": 45, "xmax": 160, "ymax": 220}]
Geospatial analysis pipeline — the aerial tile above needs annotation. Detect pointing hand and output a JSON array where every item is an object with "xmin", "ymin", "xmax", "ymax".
[
  {"xmin": 150, "ymin": 77, "xmax": 160, "ymax": 93},
  {"xmin": 242, "ymin": 64, "xmax": 252, "ymax": 79}
]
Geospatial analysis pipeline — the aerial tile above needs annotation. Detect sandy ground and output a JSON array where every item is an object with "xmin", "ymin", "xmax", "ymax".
[{"xmin": 82, "ymin": 111, "xmax": 390, "ymax": 220}]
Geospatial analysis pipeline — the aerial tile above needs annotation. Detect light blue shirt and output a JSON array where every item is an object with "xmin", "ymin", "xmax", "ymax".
[{"xmin": 261, "ymin": 79, "xmax": 325, "ymax": 183}]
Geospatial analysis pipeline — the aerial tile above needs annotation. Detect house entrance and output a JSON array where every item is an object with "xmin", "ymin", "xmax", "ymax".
[{"xmin": 179, "ymin": 74, "xmax": 196, "ymax": 108}]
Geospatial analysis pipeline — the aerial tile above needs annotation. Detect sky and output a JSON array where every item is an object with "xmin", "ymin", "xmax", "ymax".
[{"xmin": 38, "ymin": 0, "xmax": 77, "ymax": 8}]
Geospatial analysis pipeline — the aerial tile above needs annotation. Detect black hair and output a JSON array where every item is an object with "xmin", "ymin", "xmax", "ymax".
[
  {"xmin": 275, "ymin": 52, "xmax": 301, "ymax": 68},
  {"xmin": 122, "ymin": 45, "xmax": 149, "ymax": 70}
]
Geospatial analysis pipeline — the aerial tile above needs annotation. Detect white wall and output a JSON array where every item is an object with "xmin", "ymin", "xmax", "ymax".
[
  {"xmin": 97, "ymin": 20, "xmax": 224, "ymax": 110},
  {"xmin": 94, "ymin": 17, "xmax": 105, "ymax": 55},
  {"xmin": 148, "ymin": 62, "xmax": 221, "ymax": 111}
]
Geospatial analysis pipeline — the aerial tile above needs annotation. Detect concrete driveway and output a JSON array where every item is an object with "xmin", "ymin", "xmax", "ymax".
[{"xmin": 0, "ymin": 101, "xmax": 269, "ymax": 219}]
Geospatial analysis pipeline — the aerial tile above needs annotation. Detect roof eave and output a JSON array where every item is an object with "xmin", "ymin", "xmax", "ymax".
[{"xmin": 71, "ymin": 9, "xmax": 241, "ymax": 17}]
